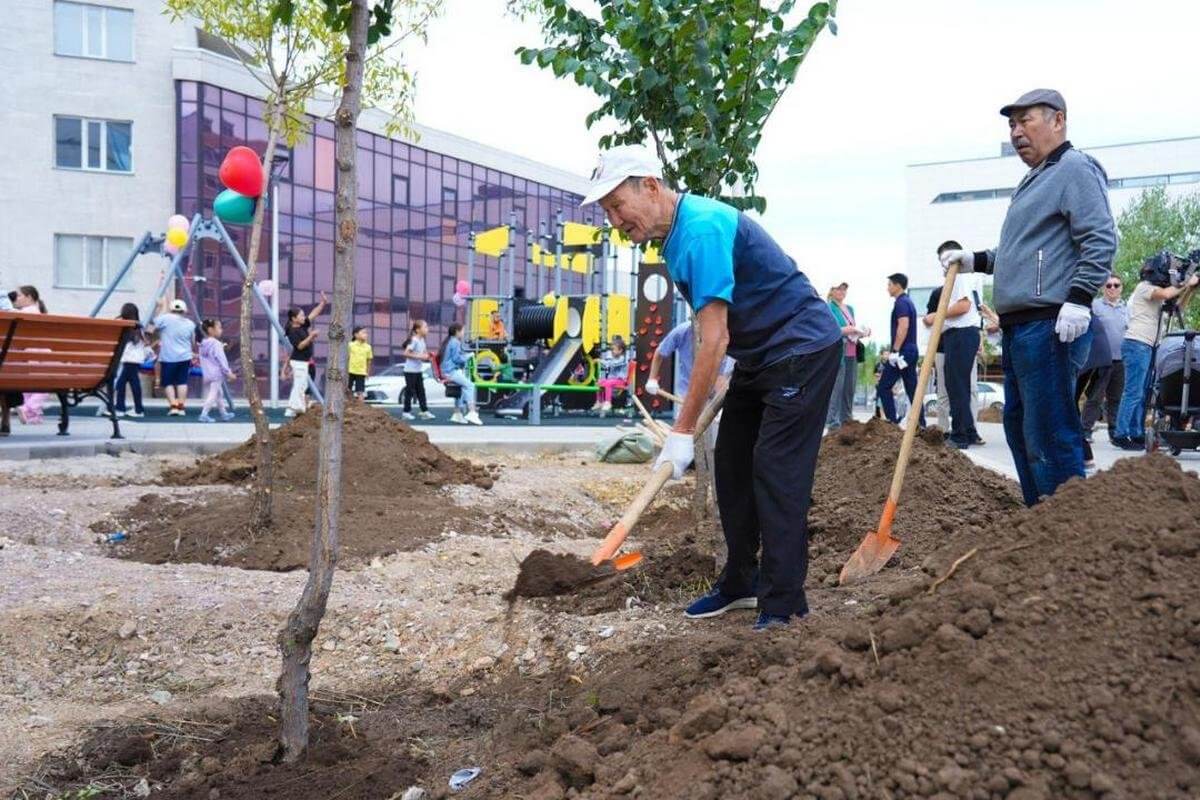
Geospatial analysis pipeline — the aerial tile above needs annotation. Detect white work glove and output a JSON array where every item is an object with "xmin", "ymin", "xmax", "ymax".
[
  {"xmin": 939, "ymin": 249, "xmax": 973, "ymax": 274},
  {"xmin": 887, "ymin": 353, "xmax": 908, "ymax": 370},
  {"xmin": 1055, "ymin": 302, "xmax": 1091, "ymax": 343},
  {"xmin": 644, "ymin": 379, "xmax": 660, "ymax": 396},
  {"xmin": 655, "ymin": 431, "xmax": 694, "ymax": 480},
  {"xmin": 857, "ymin": 325, "xmax": 871, "ymax": 338}
]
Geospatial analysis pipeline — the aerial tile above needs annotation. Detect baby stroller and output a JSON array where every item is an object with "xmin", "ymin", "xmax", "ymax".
[{"xmin": 1149, "ymin": 330, "xmax": 1200, "ymax": 456}]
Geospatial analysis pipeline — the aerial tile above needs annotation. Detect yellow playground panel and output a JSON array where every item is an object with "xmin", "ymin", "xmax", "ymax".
[{"xmin": 469, "ymin": 297, "xmax": 499, "ymax": 340}]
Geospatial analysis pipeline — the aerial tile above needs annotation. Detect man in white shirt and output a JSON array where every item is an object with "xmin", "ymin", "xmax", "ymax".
[{"xmin": 937, "ymin": 240, "xmax": 983, "ymax": 449}]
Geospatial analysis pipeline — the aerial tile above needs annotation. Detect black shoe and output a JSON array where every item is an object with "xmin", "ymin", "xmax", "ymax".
[
  {"xmin": 970, "ymin": 434, "xmax": 985, "ymax": 446},
  {"xmin": 947, "ymin": 440, "xmax": 969, "ymax": 450}
]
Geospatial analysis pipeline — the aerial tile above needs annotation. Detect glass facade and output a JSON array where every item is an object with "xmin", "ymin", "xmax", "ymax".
[{"xmin": 176, "ymin": 80, "xmax": 599, "ymax": 386}]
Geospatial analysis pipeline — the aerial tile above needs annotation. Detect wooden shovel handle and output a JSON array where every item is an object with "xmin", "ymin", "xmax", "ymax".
[
  {"xmin": 591, "ymin": 389, "xmax": 727, "ymax": 565},
  {"xmin": 886, "ymin": 264, "xmax": 958, "ymax": 504},
  {"xmin": 631, "ymin": 391, "xmax": 670, "ymax": 438}
]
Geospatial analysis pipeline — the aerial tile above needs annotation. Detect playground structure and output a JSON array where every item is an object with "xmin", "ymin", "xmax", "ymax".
[
  {"xmin": 456, "ymin": 212, "xmax": 665, "ymax": 421},
  {"xmin": 89, "ymin": 210, "xmax": 323, "ymax": 410}
]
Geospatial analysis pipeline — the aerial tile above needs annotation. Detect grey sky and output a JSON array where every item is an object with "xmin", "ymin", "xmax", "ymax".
[{"xmin": 407, "ymin": 0, "xmax": 1200, "ymax": 337}]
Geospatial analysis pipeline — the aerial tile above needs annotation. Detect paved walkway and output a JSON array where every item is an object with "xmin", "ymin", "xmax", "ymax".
[
  {"xmin": 6, "ymin": 402, "xmax": 1194, "ymax": 481},
  {"xmin": 0, "ymin": 401, "xmax": 624, "ymax": 460}
]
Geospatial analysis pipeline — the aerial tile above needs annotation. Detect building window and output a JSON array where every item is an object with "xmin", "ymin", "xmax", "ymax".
[
  {"xmin": 54, "ymin": 1, "xmax": 134, "ymax": 62},
  {"xmin": 54, "ymin": 116, "xmax": 133, "ymax": 172},
  {"xmin": 392, "ymin": 174, "xmax": 410, "ymax": 206},
  {"xmin": 54, "ymin": 234, "xmax": 134, "ymax": 289}
]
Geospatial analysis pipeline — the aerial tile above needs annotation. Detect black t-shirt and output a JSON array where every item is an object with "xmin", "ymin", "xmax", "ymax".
[
  {"xmin": 287, "ymin": 320, "xmax": 313, "ymax": 361},
  {"xmin": 925, "ymin": 288, "xmax": 944, "ymax": 354}
]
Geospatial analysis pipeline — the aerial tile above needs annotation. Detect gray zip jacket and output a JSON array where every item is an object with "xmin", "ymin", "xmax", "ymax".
[{"xmin": 963, "ymin": 141, "xmax": 1117, "ymax": 326}]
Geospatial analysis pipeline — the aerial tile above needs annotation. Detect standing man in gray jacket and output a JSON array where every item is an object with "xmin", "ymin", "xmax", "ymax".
[{"xmin": 939, "ymin": 89, "xmax": 1116, "ymax": 506}]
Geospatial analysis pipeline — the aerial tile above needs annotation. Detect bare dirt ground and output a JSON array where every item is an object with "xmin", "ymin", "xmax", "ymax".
[
  {"xmin": 0, "ymin": 451, "xmax": 684, "ymax": 793},
  {"xmin": 0, "ymin": 442, "xmax": 923, "ymax": 797},
  {"xmin": 8, "ymin": 420, "xmax": 1196, "ymax": 799}
]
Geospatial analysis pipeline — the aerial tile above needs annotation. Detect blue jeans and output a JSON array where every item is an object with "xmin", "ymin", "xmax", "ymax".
[
  {"xmin": 1114, "ymin": 339, "xmax": 1152, "ymax": 440},
  {"xmin": 446, "ymin": 368, "xmax": 476, "ymax": 412},
  {"xmin": 877, "ymin": 347, "xmax": 924, "ymax": 427},
  {"xmin": 1001, "ymin": 319, "xmax": 1091, "ymax": 506}
]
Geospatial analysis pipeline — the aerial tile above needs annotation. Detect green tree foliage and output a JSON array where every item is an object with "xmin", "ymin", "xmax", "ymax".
[
  {"xmin": 1112, "ymin": 186, "xmax": 1200, "ymax": 326},
  {"xmin": 514, "ymin": 0, "xmax": 839, "ymax": 212},
  {"xmin": 1113, "ymin": 187, "xmax": 1200, "ymax": 291}
]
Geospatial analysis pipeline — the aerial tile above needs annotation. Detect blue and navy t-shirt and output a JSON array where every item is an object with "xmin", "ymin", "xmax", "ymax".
[
  {"xmin": 660, "ymin": 194, "xmax": 840, "ymax": 370},
  {"xmin": 891, "ymin": 293, "xmax": 918, "ymax": 355}
]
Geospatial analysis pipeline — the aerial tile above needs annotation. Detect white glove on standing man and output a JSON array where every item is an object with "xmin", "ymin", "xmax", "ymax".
[
  {"xmin": 1055, "ymin": 302, "xmax": 1091, "ymax": 343},
  {"xmin": 655, "ymin": 431, "xmax": 694, "ymax": 480},
  {"xmin": 644, "ymin": 379, "xmax": 660, "ymax": 396},
  {"xmin": 939, "ymin": 249, "xmax": 973, "ymax": 274},
  {"xmin": 886, "ymin": 352, "xmax": 908, "ymax": 370}
]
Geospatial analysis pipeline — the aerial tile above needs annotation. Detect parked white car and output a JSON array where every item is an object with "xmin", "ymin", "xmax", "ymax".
[
  {"xmin": 364, "ymin": 364, "xmax": 450, "ymax": 407},
  {"xmin": 924, "ymin": 381, "xmax": 1005, "ymax": 416}
]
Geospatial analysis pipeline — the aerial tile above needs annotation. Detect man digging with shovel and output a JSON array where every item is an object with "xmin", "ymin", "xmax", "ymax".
[{"xmin": 583, "ymin": 145, "xmax": 842, "ymax": 631}]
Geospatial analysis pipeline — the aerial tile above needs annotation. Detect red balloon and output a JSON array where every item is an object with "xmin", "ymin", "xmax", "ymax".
[{"xmin": 219, "ymin": 146, "xmax": 264, "ymax": 197}]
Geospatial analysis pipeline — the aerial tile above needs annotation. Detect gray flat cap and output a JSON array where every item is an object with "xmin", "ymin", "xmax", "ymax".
[{"xmin": 999, "ymin": 88, "xmax": 1066, "ymax": 117}]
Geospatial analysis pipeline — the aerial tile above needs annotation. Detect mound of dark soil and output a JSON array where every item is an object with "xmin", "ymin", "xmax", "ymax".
[
  {"xmin": 25, "ymin": 457, "xmax": 1200, "ymax": 799},
  {"xmin": 103, "ymin": 404, "xmax": 498, "ymax": 571},
  {"xmin": 806, "ymin": 418, "xmax": 1023, "ymax": 584},
  {"xmin": 511, "ymin": 418, "xmax": 1021, "ymax": 614},
  {"xmin": 164, "ymin": 402, "xmax": 495, "ymax": 492}
]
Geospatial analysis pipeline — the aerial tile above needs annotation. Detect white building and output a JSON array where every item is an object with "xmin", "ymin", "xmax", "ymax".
[
  {"xmin": 0, "ymin": 0, "xmax": 590, "ymax": 321},
  {"xmin": 905, "ymin": 135, "xmax": 1200, "ymax": 292}
]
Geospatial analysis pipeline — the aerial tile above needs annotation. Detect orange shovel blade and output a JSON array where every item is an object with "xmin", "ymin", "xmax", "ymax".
[
  {"xmin": 838, "ymin": 499, "xmax": 902, "ymax": 585},
  {"xmin": 611, "ymin": 552, "xmax": 644, "ymax": 571}
]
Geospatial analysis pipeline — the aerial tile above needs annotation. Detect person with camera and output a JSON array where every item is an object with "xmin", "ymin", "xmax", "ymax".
[
  {"xmin": 938, "ymin": 89, "xmax": 1116, "ymax": 506},
  {"xmin": 1112, "ymin": 255, "xmax": 1199, "ymax": 450}
]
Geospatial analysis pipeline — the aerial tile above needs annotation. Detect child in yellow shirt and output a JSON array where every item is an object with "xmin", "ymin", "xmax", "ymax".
[{"xmin": 347, "ymin": 326, "xmax": 373, "ymax": 400}]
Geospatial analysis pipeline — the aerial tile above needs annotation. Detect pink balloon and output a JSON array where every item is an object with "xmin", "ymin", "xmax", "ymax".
[
  {"xmin": 257, "ymin": 279, "xmax": 275, "ymax": 298},
  {"xmin": 456, "ymin": 279, "xmax": 470, "ymax": 296},
  {"xmin": 167, "ymin": 214, "xmax": 189, "ymax": 231},
  {"xmin": 164, "ymin": 240, "xmax": 181, "ymax": 256},
  {"xmin": 452, "ymin": 292, "xmax": 466, "ymax": 307}
]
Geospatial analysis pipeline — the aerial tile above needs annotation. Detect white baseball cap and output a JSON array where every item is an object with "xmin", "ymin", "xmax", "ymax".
[
  {"xmin": 580, "ymin": 145, "xmax": 663, "ymax": 206},
  {"xmin": 170, "ymin": 298, "xmax": 187, "ymax": 313}
]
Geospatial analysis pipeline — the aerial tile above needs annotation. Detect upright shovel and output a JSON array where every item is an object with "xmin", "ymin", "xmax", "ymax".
[{"xmin": 839, "ymin": 264, "xmax": 959, "ymax": 584}]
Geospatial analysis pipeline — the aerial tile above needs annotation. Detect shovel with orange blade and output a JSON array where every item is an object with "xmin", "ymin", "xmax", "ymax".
[
  {"xmin": 590, "ymin": 389, "xmax": 727, "ymax": 569},
  {"xmin": 839, "ymin": 263, "xmax": 960, "ymax": 584}
]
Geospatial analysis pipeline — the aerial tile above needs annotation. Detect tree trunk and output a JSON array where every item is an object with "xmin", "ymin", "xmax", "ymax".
[
  {"xmin": 276, "ymin": 0, "xmax": 367, "ymax": 763},
  {"xmin": 241, "ymin": 110, "xmax": 282, "ymax": 534}
]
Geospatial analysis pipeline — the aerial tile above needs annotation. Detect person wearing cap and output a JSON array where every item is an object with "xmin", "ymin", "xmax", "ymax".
[
  {"xmin": 939, "ymin": 89, "xmax": 1116, "ymax": 504},
  {"xmin": 825, "ymin": 282, "xmax": 867, "ymax": 431},
  {"xmin": 877, "ymin": 273, "xmax": 924, "ymax": 427},
  {"xmin": 152, "ymin": 296, "xmax": 199, "ymax": 416},
  {"xmin": 583, "ymin": 144, "xmax": 842, "ymax": 631}
]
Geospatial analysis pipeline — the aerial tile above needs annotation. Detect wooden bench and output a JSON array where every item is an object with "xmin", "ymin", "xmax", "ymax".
[{"xmin": 0, "ymin": 311, "xmax": 134, "ymax": 438}]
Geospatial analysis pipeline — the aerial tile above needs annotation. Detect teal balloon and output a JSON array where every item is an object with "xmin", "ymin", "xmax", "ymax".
[{"xmin": 214, "ymin": 189, "xmax": 256, "ymax": 224}]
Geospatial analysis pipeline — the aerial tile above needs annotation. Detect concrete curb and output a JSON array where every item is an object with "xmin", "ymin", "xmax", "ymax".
[{"xmin": 0, "ymin": 436, "xmax": 596, "ymax": 461}]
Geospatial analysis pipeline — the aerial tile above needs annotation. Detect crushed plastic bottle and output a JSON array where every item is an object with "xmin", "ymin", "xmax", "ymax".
[{"xmin": 448, "ymin": 767, "xmax": 481, "ymax": 792}]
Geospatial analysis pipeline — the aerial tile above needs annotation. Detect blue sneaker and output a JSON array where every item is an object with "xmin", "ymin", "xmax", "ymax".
[
  {"xmin": 197, "ymin": 414, "xmax": 214, "ymax": 423},
  {"xmin": 219, "ymin": 411, "xmax": 236, "ymax": 421},
  {"xmin": 752, "ymin": 612, "xmax": 793, "ymax": 632},
  {"xmin": 684, "ymin": 588, "xmax": 757, "ymax": 619}
]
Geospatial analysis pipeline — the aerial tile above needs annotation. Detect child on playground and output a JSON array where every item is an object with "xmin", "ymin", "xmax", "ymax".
[
  {"xmin": 114, "ymin": 303, "xmax": 149, "ymax": 417},
  {"xmin": 438, "ymin": 322, "xmax": 483, "ymax": 426},
  {"xmin": 197, "ymin": 319, "xmax": 235, "ymax": 422},
  {"xmin": 347, "ymin": 326, "xmax": 373, "ymax": 400},
  {"xmin": 401, "ymin": 319, "xmax": 435, "ymax": 421},
  {"xmin": 594, "ymin": 335, "xmax": 630, "ymax": 416}
]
